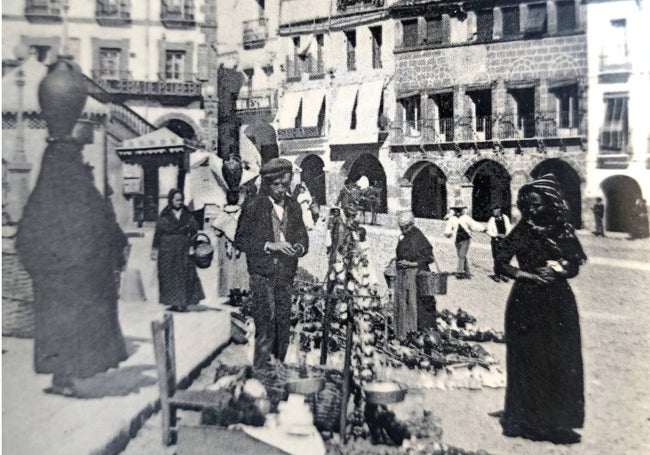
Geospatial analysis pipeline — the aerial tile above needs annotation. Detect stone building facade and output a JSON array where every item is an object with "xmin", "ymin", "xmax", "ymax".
[{"xmin": 383, "ymin": 0, "xmax": 588, "ymax": 226}]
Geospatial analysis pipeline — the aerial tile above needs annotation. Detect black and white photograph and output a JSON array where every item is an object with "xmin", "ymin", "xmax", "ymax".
[{"xmin": 2, "ymin": 1, "xmax": 649, "ymax": 454}]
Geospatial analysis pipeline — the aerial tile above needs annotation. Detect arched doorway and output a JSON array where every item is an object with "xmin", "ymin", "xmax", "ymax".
[
  {"xmin": 531, "ymin": 159, "xmax": 582, "ymax": 229},
  {"xmin": 300, "ymin": 154, "xmax": 326, "ymax": 205},
  {"xmin": 348, "ymin": 154, "xmax": 387, "ymax": 212},
  {"xmin": 465, "ymin": 160, "xmax": 511, "ymax": 221},
  {"xmin": 406, "ymin": 162, "xmax": 447, "ymax": 219},
  {"xmin": 162, "ymin": 118, "xmax": 197, "ymax": 141},
  {"xmin": 601, "ymin": 175, "xmax": 642, "ymax": 232}
]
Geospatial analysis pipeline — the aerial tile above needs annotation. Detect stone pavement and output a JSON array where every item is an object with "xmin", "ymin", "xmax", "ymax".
[{"xmin": 2, "ymin": 228, "xmax": 233, "ymax": 455}]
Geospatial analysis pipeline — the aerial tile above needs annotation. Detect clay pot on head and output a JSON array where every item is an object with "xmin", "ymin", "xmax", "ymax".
[{"xmin": 38, "ymin": 56, "xmax": 88, "ymax": 138}]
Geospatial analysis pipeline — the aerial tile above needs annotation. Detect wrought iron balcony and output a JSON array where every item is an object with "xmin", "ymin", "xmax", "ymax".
[
  {"xmin": 234, "ymin": 89, "xmax": 277, "ymax": 112},
  {"xmin": 95, "ymin": 0, "xmax": 131, "ymax": 26},
  {"xmin": 161, "ymin": 0, "xmax": 196, "ymax": 29},
  {"xmin": 91, "ymin": 70, "xmax": 201, "ymax": 99},
  {"xmin": 25, "ymin": 0, "xmax": 62, "ymax": 23},
  {"xmin": 243, "ymin": 18, "xmax": 269, "ymax": 49},
  {"xmin": 390, "ymin": 112, "xmax": 584, "ymax": 147},
  {"xmin": 277, "ymin": 126, "xmax": 323, "ymax": 140},
  {"xmin": 157, "ymin": 72, "xmax": 199, "ymax": 83}
]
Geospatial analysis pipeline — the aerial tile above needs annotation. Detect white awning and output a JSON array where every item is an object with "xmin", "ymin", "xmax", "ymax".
[
  {"xmin": 116, "ymin": 127, "xmax": 187, "ymax": 157},
  {"xmin": 301, "ymin": 88, "xmax": 327, "ymax": 128},
  {"xmin": 357, "ymin": 79, "xmax": 384, "ymax": 134},
  {"xmin": 276, "ymin": 91, "xmax": 303, "ymax": 129},
  {"xmin": 329, "ymin": 84, "xmax": 359, "ymax": 144}
]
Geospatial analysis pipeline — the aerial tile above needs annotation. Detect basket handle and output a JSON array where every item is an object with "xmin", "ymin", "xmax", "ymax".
[
  {"xmin": 432, "ymin": 259, "xmax": 441, "ymax": 274},
  {"xmin": 191, "ymin": 232, "xmax": 211, "ymax": 245}
]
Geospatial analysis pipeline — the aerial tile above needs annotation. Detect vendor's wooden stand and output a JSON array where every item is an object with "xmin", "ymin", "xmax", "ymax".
[{"xmin": 151, "ymin": 314, "xmax": 230, "ymax": 445}]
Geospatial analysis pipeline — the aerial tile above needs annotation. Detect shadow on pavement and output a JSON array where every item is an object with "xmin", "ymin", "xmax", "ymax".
[{"xmin": 45, "ymin": 365, "xmax": 158, "ymax": 399}]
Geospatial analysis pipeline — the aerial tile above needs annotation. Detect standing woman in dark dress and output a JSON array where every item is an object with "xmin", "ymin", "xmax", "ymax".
[
  {"xmin": 152, "ymin": 189, "xmax": 205, "ymax": 311},
  {"xmin": 394, "ymin": 212, "xmax": 437, "ymax": 337},
  {"xmin": 497, "ymin": 174, "xmax": 587, "ymax": 444}
]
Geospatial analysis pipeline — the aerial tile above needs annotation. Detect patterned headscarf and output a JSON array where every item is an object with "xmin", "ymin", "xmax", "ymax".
[{"xmin": 517, "ymin": 173, "xmax": 587, "ymax": 263}]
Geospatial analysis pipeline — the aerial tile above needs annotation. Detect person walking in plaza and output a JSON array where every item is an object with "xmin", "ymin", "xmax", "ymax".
[
  {"xmin": 591, "ymin": 197, "xmax": 605, "ymax": 237},
  {"xmin": 444, "ymin": 201, "xmax": 486, "ymax": 279},
  {"xmin": 487, "ymin": 204, "xmax": 512, "ymax": 282},
  {"xmin": 235, "ymin": 158, "xmax": 309, "ymax": 369},
  {"xmin": 497, "ymin": 173, "xmax": 587, "ymax": 444},
  {"xmin": 394, "ymin": 212, "xmax": 437, "ymax": 337},
  {"xmin": 152, "ymin": 189, "xmax": 205, "ymax": 312},
  {"xmin": 336, "ymin": 178, "xmax": 361, "ymax": 210}
]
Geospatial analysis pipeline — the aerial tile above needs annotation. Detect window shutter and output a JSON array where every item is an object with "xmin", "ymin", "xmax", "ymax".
[
  {"xmin": 197, "ymin": 44, "xmax": 208, "ymax": 81},
  {"xmin": 556, "ymin": 1, "xmax": 576, "ymax": 32},
  {"xmin": 402, "ymin": 19, "xmax": 418, "ymax": 47},
  {"xmin": 476, "ymin": 10, "xmax": 494, "ymax": 42},
  {"xmin": 502, "ymin": 7, "xmax": 520, "ymax": 37},
  {"xmin": 525, "ymin": 3, "xmax": 547, "ymax": 35}
]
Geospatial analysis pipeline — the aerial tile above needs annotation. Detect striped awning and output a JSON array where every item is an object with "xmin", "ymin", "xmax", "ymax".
[{"xmin": 116, "ymin": 127, "xmax": 189, "ymax": 158}]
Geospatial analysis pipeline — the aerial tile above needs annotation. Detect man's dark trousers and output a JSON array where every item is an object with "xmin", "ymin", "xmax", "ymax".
[{"xmin": 249, "ymin": 274, "xmax": 293, "ymax": 369}]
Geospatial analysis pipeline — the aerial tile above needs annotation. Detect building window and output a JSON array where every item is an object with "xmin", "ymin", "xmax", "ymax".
[
  {"xmin": 524, "ymin": 3, "xmax": 547, "ymax": 36},
  {"xmin": 316, "ymin": 34, "xmax": 324, "ymax": 74},
  {"xmin": 476, "ymin": 9, "xmax": 493, "ymax": 42},
  {"xmin": 502, "ymin": 7, "xmax": 520, "ymax": 38},
  {"xmin": 290, "ymin": 36, "xmax": 301, "ymax": 78},
  {"xmin": 425, "ymin": 15, "xmax": 444, "ymax": 44},
  {"xmin": 551, "ymin": 84, "xmax": 579, "ymax": 129},
  {"xmin": 429, "ymin": 92, "xmax": 454, "ymax": 141},
  {"xmin": 402, "ymin": 19, "xmax": 419, "ymax": 47},
  {"xmin": 165, "ymin": 50, "xmax": 185, "ymax": 81},
  {"xmin": 346, "ymin": 30, "xmax": 356, "ymax": 71},
  {"xmin": 371, "ymin": 26, "xmax": 382, "ymax": 69},
  {"xmin": 398, "ymin": 95, "xmax": 421, "ymax": 135},
  {"xmin": 602, "ymin": 19, "xmax": 628, "ymax": 67},
  {"xmin": 601, "ymin": 95, "xmax": 628, "ymax": 151},
  {"xmin": 99, "ymin": 48, "xmax": 121, "ymax": 79},
  {"xmin": 556, "ymin": 1, "xmax": 576, "ymax": 33},
  {"xmin": 507, "ymin": 87, "xmax": 536, "ymax": 138}
]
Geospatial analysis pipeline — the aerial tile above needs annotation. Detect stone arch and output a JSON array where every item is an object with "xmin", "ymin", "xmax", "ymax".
[
  {"xmin": 508, "ymin": 58, "xmax": 535, "ymax": 79},
  {"xmin": 405, "ymin": 161, "xmax": 448, "ymax": 219},
  {"xmin": 154, "ymin": 113, "xmax": 200, "ymax": 141},
  {"xmin": 465, "ymin": 159, "xmax": 512, "ymax": 221},
  {"xmin": 298, "ymin": 154, "xmax": 326, "ymax": 206},
  {"xmin": 600, "ymin": 175, "xmax": 643, "ymax": 233},
  {"xmin": 549, "ymin": 55, "xmax": 580, "ymax": 78},
  {"xmin": 346, "ymin": 154, "xmax": 387, "ymax": 213},
  {"xmin": 530, "ymin": 158, "xmax": 583, "ymax": 228}
]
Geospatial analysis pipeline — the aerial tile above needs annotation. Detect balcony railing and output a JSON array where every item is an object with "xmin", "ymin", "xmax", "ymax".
[
  {"xmin": 157, "ymin": 72, "xmax": 198, "ymax": 83},
  {"xmin": 599, "ymin": 52, "xmax": 632, "ymax": 74},
  {"xmin": 25, "ymin": 0, "xmax": 62, "ymax": 23},
  {"xmin": 337, "ymin": 0, "xmax": 385, "ymax": 12},
  {"xmin": 161, "ymin": 1, "xmax": 196, "ymax": 29},
  {"xmin": 235, "ymin": 89, "xmax": 278, "ymax": 112},
  {"xmin": 91, "ymin": 71, "xmax": 201, "ymax": 98},
  {"xmin": 277, "ymin": 126, "xmax": 323, "ymax": 140},
  {"xmin": 243, "ymin": 18, "xmax": 269, "ymax": 49},
  {"xmin": 95, "ymin": 0, "xmax": 131, "ymax": 26},
  {"xmin": 390, "ymin": 112, "xmax": 584, "ymax": 146}
]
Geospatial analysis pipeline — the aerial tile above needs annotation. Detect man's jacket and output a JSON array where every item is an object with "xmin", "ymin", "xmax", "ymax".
[{"xmin": 235, "ymin": 193, "xmax": 309, "ymax": 281}]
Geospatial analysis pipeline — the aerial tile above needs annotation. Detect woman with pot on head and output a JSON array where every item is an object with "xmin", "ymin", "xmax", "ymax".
[
  {"xmin": 152, "ymin": 189, "xmax": 205, "ymax": 312},
  {"xmin": 394, "ymin": 212, "xmax": 437, "ymax": 338},
  {"xmin": 497, "ymin": 174, "xmax": 587, "ymax": 444}
]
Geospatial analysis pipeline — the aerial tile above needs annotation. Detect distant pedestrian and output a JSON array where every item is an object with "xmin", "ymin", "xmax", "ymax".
[
  {"xmin": 394, "ymin": 212, "xmax": 437, "ymax": 337},
  {"xmin": 497, "ymin": 173, "xmax": 587, "ymax": 444},
  {"xmin": 336, "ymin": 178, "xmax": 361, "ymax": 210},
  {"xmin": 152, "ymin": 189, "xmax": 205, "ymax": 312},
  {"xmin": 629, "ymin": 198, "xmax": 649, "ymax": 240},
  {"xmin": 444, "ymin": 201, "xmax": 486, "ymax": 279},
  {"xmin": 235, "ymin": 158, "xmax": 309, "ymax": 369},
  {"xmin": 487, "ymin": 204, "xmax": 512, "ymax": 282},
  {"xmin": 591, "ymin": 197, "xmax": 605, "ymax": 237},
  {"xmin": 293, "ymin": 182, "xmax": 315, "ymax": 230}
]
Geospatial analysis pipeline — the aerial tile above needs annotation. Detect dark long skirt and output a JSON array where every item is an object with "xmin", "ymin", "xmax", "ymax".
[
  {"xmin": 157, "ymin": 233, "xmax": 204, "ymax": 307},
  {"xmin": 504, "ymin": 279, "xmax": 584, "ymax": 430},
  {"xmin": 33, "ymin": 267, "xmax": 127, "ymax": 379}
]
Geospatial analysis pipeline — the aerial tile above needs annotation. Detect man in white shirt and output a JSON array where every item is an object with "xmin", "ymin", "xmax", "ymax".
[
  {"xmin": 486, "ymin": 204, "xmax": 513, "ymax": 282},
  {"xmin": 444, "ymin": 201, "xmax": 486, "ymax": 279}
]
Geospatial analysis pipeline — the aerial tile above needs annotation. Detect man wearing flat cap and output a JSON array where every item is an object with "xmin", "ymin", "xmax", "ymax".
[
  {"xmin": 444, "ymin": 201, "xmax": 486, "ymax": 279},
  {"xmin": 235, "ymin": 158, "xmax": 309, "ymax": 369}
]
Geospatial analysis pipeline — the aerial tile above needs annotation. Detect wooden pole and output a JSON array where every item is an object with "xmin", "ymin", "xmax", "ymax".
[
  {"xmin": 339, "ymin": 300, "xmax": 353, "ymax": 444},
  {"xmin": 319, "ymin": 279, "xmax": 335, "ymax": 365}
]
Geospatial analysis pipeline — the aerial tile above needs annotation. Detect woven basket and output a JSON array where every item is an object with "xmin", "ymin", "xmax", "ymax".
[{"xmin": 2, "ymin": 251, "xmax": 35, "ymax": 338}]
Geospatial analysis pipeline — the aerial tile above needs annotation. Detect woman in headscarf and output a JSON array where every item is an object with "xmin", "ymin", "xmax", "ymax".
[
  {"xmin": 152, "ymin": 189, "xmax": 205, "ymax": 311},
  {"xmin": 394, "ymin": 212, "xmax": 436, "ymax": 338},
  {"xmin": 16, "ymin": 137, "xmax": 128, "ymax": 395},
  {"xmin": 497, "ymin": 174, "xmax": 587, "ymax": 444}
]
